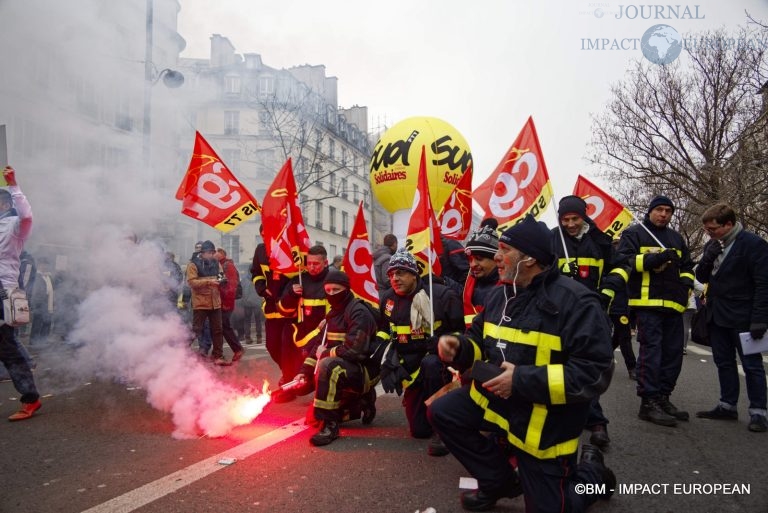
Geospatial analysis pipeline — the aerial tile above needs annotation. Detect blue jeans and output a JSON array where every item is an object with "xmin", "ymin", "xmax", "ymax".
[
  {"xmin": 709, "ymin": 323, "xmax": 767, "ymax": 413},
  {"xmin": 0, "ymin": 324, "xmax": 39, "ymax": 403}
]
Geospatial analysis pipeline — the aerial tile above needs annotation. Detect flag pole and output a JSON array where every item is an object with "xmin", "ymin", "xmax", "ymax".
[
  {"xmin": 427, "ymin": 219, "xmax": 436, "ymax": 337},
  {"xmin": 630, "ymin": 212, "xmax": 667, "ymax": 249}
]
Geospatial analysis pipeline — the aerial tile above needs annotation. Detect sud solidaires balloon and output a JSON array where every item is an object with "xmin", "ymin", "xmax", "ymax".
[{"xmin": 369, "ymin": 117, "xmax": 472, "ymax": 240}]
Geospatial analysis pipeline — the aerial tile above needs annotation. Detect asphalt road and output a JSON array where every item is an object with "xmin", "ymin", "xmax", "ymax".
[{"xmin": 1, "ymin": 340, "xmax": 766, "ymax": 513}]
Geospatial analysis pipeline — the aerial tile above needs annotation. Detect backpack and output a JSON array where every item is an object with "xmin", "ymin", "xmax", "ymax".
[
  {"xmin": 1, "ymin": 288, "xmax": 30, "ymax": 327},
  {"xmin": 227, "ymin": 262, "xmax": 243, "ymax": 299}
]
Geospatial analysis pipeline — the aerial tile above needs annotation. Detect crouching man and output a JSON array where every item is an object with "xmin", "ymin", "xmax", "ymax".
[
  {"xmin": 427, "ymin": 215, "xmax": 616, "ymax": 512},
  {"xmin": 292, "ymin": 270, "xmax": 380, "ymax": 446}
]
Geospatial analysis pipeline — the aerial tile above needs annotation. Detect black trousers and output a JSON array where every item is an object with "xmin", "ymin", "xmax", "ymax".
[
  {"xmin": 402, "ymin": 354, "xmax": 452, "ymax": 438},
  {"xmin": 313, "ymin": 357, "xmax": 365, "ymax": 422},
  {"xmin": 429, "ymin": 385, "xmax": 604, "ymax": 513},
  {"xmin": 635, "ymin": 310, "xmax": 683, "ymax": 398}
]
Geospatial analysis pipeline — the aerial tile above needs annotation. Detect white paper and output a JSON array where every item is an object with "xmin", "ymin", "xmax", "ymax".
[
  {"xmin": 739, "ymin": 332, "xmax": 768, "ymax": 355},
  {"xmin": 459, "ymin": 477, "xmax": 478, "ymax": 490}
]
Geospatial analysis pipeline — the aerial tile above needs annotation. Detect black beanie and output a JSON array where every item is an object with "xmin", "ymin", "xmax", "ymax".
[
  {"xmin": 323, "ymin": 269, "xmax": 350, "ymax": 288},
  {"xmin": 499, "ymin": 215, "xmax": 554, "ymax": 265},
  {"xmin": 648, "ymin": 195, "xmax": 675, "ymax": 213},
  {"xmin": 558, "ymin": 195, "xmax": 588, "ymax": 220}
]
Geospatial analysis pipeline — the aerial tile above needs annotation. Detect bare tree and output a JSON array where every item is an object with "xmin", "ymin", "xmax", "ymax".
[{"xmin": 589, "ymin": 26, "xmax": 768, "ymax": 252}]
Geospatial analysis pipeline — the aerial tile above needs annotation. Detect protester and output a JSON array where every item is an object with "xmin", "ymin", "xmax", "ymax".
[
  {"xmin": 238, "ymin": 263, "xmax": 263, "ymax": 344},
  {"xmin": 617, "ymin": 195, "xmax": 695, "ymax": 427},
  {"xmin": 694, "ymin": 203, "xmax": 768, "ymax": 433},
  {"xmin": 186, "ymin": 240, "xmax": 228, "ymax": 365},
  {"xmin": 29, "ymin": 256, "xmax": 54, "ymax": 345},
  {"xmin": 551, "ymin": 195, "xmax": 625, "ymax": 450},
  {"xmin": 331, "ymin": 255, "xmax": 343, "ymax": 270},
  {"xmin": 440, "ymin": 235, "xmax": 470, "ymax": 292},
  {"xmin": 251, "ymin": 225, "xmax": 294, "ymax": 383},
  {"xmin": 215, "ymin": 248, "xmax": 245, "ymax": 363},
  {"xmin": 462, "ymin": 221, "xmax": 500, "ymax": 328},
  {"xmin": 428, "ymin": 215, "xmax": 615, "ymax": 512},
  {"xmin": 0, "ymin": 166, "xmax": 42, "ymax": 421},
  {"xmin": 162, "ymin": 251, "xmax": 183, "ymax": 308},
  {"xmin": 289, "ymin": 270, "xmax": 380, "ymax": 446},
  {"xmin": 373, "ymin": 233, "xmax": 397, "ymax": 290},
  {"xmin": 608, "ymin": 237, "xmax": 637, "ymax": 381},
  {"xmin": 378, "ymin": 248, "xmax": 463, "ymax": 456},
  {"xmin": 272, "ymin": 245, "xmax": 330, "ymax": 402}
]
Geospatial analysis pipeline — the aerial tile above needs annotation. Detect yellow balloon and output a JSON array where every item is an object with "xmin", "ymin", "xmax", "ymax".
[{"xmin": 369, "ymin": 117, "xmax": 472, "ymax": 213}]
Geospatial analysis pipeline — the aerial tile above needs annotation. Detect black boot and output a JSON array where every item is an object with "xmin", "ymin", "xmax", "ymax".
[
  {"xmin": 361, "ymin": 389, "xmax": 377, "ymax": 425},
  {"xmin": 638, "ymin": 397, "xmax": 677, "ymax": 427},
  {"xmin": 310, "ymin": 420, "xmax": 340, "ymax": 446},
  {"xmin": 659, "ymin": 395, "xmax": 689, "ymax": 421},
  {"xmin": 580, "ymin": 444, "xmax": 616, "ymax": 500},
  {"xmin": 460, "ymin": 472, "xmax": 523, "ymax": 511},
  {"xmin": 588, "ymin": 424, "xmax": 610, "ymax": 450}
]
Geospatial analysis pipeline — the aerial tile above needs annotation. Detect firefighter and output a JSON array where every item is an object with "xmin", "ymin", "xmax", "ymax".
[
  {"xmin": 272, "ymin": 245, "xmax": 330, "ymax": 403},
  {"xmin": 617, "ymin": 195, "xmax": 695, "ymax": 427},
  {"xmin": 551, "ymin": 195, "xmax": 626, "ymax": 450},
  {"xmin": 428, "ymin": 215, "xmax": 616, "ymax": 512},
  {"xmin": 251, "ymin": 225, "xmax": 295, "ymax": 385},
  {"xmin": 378, "ymin": 248, "xmax": 464, "ymax": 456},
  {"xmin": 462, "ymin": 220, "xmax": 501, "ymax": 328},
  {"xmin": 290, "ymin": 270, "xmax": 380, "ymax": 446}
]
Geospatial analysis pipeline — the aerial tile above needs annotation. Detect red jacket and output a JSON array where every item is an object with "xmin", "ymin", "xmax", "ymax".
[{"xmin": 219, "ymin": 258, "xmax": 239, "ymax": 311}]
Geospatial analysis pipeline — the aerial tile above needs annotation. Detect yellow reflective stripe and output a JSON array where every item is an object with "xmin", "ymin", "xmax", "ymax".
[
  {"xmin": 327, "ymin": 332, "xmax": 345, "ymax": 342},
  {"xmin": 628, "ymin": 298, "xmax": 686, "ymax": 312},
  {"xmin": 393, "ymin": 325, "xmax": 411, "ymax": 335},
  {"xmin": 295, "ymin": 326, "xmax": 321, "ymax": 348},
  {"xmin": 601, "ymin": 288, "xmax": 615, "ymax": 299},
  {"xmin": 547, "ymin": 365, "xmax": 566, "ymax": 405},
  {"xmin": 468, "ymin": 382, "xmax": 579, "ymax": 458},
  {"xmin": 253, "ymin": 275, "xmax": 265, "ymax": 284},
  {"xmin": 304, "ymin": 356, "xmax": 317, "ymax": 367},
  {"xmin": 377, "ymin": 330, "xmax": 390, "ymax": 342},
  {"xmin": 484, "ymin": 323, "xmax": 561, "ymax": 365},
  {"xmin": 330, "ymin": 346, "xmax": 338, "ymax": 357},
  {"xmin": 680, "ymin": 272, "xmax": 694, "ymax": 281},
  {"xmin": 471, "ymin": 340, "xmax": 483, "ymax": 362},
  {"xmin": 303, "ymin": 299, "xmax": 328, "ymax": 307},
  {"xmin": 610, "ymin": 267, "xmax": 629, "ymax": 282},
  {"xmin": 259, "ymin": 264, "xmax": 270, "ymax": 273},
  {"xmin": 404, "ymin": 366, "xmax": 420, "ymax": 389},
  {"xmin": 557, "ymin": 257, "xmax": 604, "ymax": 276},
  {"xmin": 265, "ymin": 312, "xmax": 284, "ymax": 319},
  {"xmin": 313, "ymin": 365, "xmax": 346, "ymax": 410},
  {"xmin": 464, "ymin": 313, "xmax": 476, "ymax": 325},
  {"xmin": 634, "ymin": 254, "xmax": 645, "ymax": 272},
  {"xmin": 524, "ymin": 403, "xmax": 547, "ymax": 449}
]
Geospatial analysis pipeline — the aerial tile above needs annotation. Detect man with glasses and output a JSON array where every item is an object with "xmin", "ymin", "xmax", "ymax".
[{"xmin": 695, "ymin": 203, "xmax": 768, "ymax": 433}]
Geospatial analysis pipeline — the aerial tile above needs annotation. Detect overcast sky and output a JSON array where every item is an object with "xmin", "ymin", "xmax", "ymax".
[{"xmin": 178, "ymin": 0, "xmax": 768, "ymax": 209}]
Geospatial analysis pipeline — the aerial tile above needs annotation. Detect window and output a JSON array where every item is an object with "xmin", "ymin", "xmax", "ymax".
[
  {"xmin": 341, "ymin": 147, "xmax": 347, "ymax": 165},
  {"xmin": 221, "ymin": 235, "xmax": 240, "ymax": 264},
  {"xmin": 341, "ymin": 211, "xmax": 349, "ymax": 237},
  {"xmin": 315, "ymin": 201, "xmax": 323, "ymax": 229},
  {"xmin": 340, "ymin": 178, "xmax": 348, "ymax": 199},
  {"xmin": 353, "ymin": 183, "xmax": 359, "ymax": 202},
  {"xmin": 224, "ymin": 75, "xmax": 241, "ymax": 95},
  {"xmin": 329, "ymin": 172, "xmax": 336, "ymax": 192},
  {"xmin": 224, "ymin": 111, "xmax": 240, "ymax": 135},
  {"xmin": 221, "ymin": 149, "xmax": 241, "ymax": 172},
  {"xmin": 329, "ymin": 206, "xmax": 337, "ymax": 233},
  {"xmin": 329, "ymin": 139, "xmax": 335, "ymax": 160},
  {"xmin": 259, "ymin": 76, "xmax": 274, "ymax": 97},
  {"xmin": 330, "ymin": 244, "xmax": 337, "ymax": 257}
]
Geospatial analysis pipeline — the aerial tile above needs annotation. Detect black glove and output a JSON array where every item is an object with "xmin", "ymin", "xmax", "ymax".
[
  {"xmin": 701, "ymin": 241, "xmax": 723, "ymax": 264},
  {"xmin": 750, "ymin": 323, "xmax": 767, "ymax": 340},
  {"xmin": 645, "ymin": 249, "xmax": 678, "ymax": 269},
  {"xmin": 380, "ymin": 361, "xmax": 409, "ymax": 396}
]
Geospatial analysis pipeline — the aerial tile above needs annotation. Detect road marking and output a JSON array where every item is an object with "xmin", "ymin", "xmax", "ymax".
[{"xmin": 80, "ymin": 420, "xmax": 308, "ymax": 513}]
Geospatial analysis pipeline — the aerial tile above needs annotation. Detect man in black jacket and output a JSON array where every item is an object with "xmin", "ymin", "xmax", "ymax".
[
  {"xmin": 428, "ymin": 215, "xmax": 616, "ymax": 512},
  {"xmin": 695, "ymin": 203, "xmax": 768, "ymax": 433},
  {"xmin": 617, "ymin": 195, "xmax": 694, "ymax": 428}
]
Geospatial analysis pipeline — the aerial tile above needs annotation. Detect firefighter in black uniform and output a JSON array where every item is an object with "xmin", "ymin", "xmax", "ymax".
[
  {"xmin": 617, "ymin": 195, "xmax": 694, "ymax": 427},
  {"xmin": 378, "ymin": 248, "xmax": 464, "ymax": 456},
  {"xmin": 462, "ymin": 221, "xmax": 500, "ymax": 328},
  {"xmin": 251, "ymin": 226, "xmax": 295, "ymax": 385},
  {"xmin": 272, "ymin": 245, "xmax": 330, "ymax": 403},
  {"xmin": 428, "ymin": 215, "xmax": 616, "ymax": 512},
  {"xmin": 551, "ymin": 195, "xmax": 626, "ymax": 450},
  {"xmin": 290, "ymin": 270, "xmax": 381, "ymax": 446}
]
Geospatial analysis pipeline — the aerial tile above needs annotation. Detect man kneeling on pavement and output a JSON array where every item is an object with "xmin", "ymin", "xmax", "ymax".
[
  {"xmin": 428, "ymin": 215, "xmax": 616, "ymax": 512},
  {"xmin": 286, "ymin": 270, "xmax": 381, "ymax": 446}
]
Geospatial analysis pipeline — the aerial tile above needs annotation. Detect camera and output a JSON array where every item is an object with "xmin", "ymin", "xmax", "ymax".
[{"xmin": 216, "ymin": 272, "xmax": 227, "ymax": 285}]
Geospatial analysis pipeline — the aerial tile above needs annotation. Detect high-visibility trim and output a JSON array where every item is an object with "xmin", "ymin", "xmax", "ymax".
[
  {"xmin": 610, "ymin": 267, "xmax": 629, "ymax": 283},
  {"xmin": 469, "ymin": 382, "xmax": 579, "ymax": 458},
  {"xmin": 547, "ymin": 365, "xmax": 566, "ymax": 405},
  {"xmin": 557, "ymin": 257, "xmax": 604, "ymax": 277},
  {"xmin": 252, "ymin": 275, "xmax": 265, "ymax": 285},
  {"xmin": 483, "ymin": 323, "xmax": 561, "ymax": 365},
  {"xmin": 327, "ymin": 332, "xmax": 345, "ymax": 342},
  {"xmin": 264, "ymin": 311, "xmax": 285, "ymax": 319},
  {"xmin": 634, "ymin": 254, "xmax": 645, "ymax": 272},
  {"xmin": 303, "ymin": 298, "xmax": 328, "ymax": 307},
  {"xmin": 391, "ymin": 321, "xmax": 443, "ymax": 335},
  {"xmin": 464, "ymin": 313, "xmax": 476, "ymax": 326},
  {"xmin": 680, "ymin": 272, "xmax": 694, "ymax": 282},
  {"xmin": 404, "ymin": 366, "xmax": 420, "ymax": 389},
  {"xmin": 601, "ymin": 288, "xmax": 615, "ymax": 299},
  {"xmin": 330, "ymin": 346, "xmax": 338, "ymax": 358},
  {"xmin": 376, "ymin": 330, "xmax": 390, "ymax": 342},
  {"xmin": 628, "ymin": 298, "xmax": 686, "ymax": 312},
  {"xmin": 313, "ymin": 365, "xmax": 347, "ymax": 410},
  {"xmin": 303, "ymin": 356, "xmax": 317, "ymax": 367},
  {"xmin": 294, "ymin": 325, "xmax": 321, "ymax": 348},
  {"xmin": 524, "ymin": 403, "xmax": 547, "ymax": 449}
]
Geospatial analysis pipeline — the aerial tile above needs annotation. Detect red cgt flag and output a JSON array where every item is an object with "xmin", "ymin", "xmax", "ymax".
[
  {"xmin": 343, "ymin": 202, "xmax": 379, "ymax": 307},
  {"xmin": 572, "ymin": 175, "xmax": 633, "ymax": 238},
  {"xmin": 176, "ymin": 131, "xmax": 260, "ymax": 232},
  {"xmin": 438, "ymin": 165, "xmax": 473, "ymax": 241},
  {"xmin": 406, "ymin": 146, "xmax": 443, "ymax": 277},
  {"xmin": 260, "ymin": 158, "xmax": 311, "ymax": 273},
  {"xmin": 473, "ymin": 117, "xmax": 553, "ymax": 229}
]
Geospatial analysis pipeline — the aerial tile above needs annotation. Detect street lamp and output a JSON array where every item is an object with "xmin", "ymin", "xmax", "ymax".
[{"xmin": 142, "ymin": 0, "xmax": 184, "ymax": 171}]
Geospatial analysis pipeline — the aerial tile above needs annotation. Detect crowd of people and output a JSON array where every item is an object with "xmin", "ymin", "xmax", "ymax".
[{"xmin": 1, "ymin": 163, "xmax": 766, "ymax": 512}]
